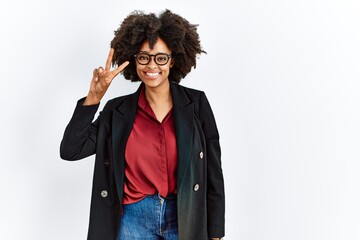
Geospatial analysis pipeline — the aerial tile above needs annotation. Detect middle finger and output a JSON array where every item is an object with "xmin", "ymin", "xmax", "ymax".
[{"xmin": 105, "ymin": 48, "xmax": 114, "ymax": 71}]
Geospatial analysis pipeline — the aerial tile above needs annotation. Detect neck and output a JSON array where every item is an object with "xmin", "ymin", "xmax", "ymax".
[{"xmin": 144, "ymin": 80, "xmax": 172, "ymax": 106}]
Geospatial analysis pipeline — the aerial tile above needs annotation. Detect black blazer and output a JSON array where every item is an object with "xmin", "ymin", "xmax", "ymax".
[{"xmin": 60, "ymin": 82, "xmax": 225, "ymax": 240}]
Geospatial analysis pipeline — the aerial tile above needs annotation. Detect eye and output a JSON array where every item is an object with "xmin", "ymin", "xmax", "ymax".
[
  {"xmin": 156, "ymin": 55, "xmax": 168, "ymax": 62},
  {"xmin": 138, "ymin": 54, "xmax": 149, "ymax": 61}
]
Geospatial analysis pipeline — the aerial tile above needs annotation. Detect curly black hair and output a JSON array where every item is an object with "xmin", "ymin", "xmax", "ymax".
[{"xmin": 110, "ymin": 9, "xmax": 205, "ymax": 83}]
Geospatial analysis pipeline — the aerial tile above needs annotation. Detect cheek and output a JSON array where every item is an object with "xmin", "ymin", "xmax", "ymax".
[
  {"xmin": 160, "ymin": 66, "xmax": 171, "ymax": 73},
  {"xmin": 136, "ymin": 65, "xmax": 144, "ymax": 74}
]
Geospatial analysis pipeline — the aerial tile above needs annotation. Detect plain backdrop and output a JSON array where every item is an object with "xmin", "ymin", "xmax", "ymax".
[{"xmin": 1, "ymin": 0, "xmax": 360, "ymax": 239}]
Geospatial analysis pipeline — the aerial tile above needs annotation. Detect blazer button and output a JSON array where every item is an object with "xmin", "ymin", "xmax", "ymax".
[
  {"xmin": 193, "ymin": 184, "xmax": 200, "ymax": 192},
  {"xmin": 104, "ymin": 159, "xmax": 110, "ymax": 166},
  {"xmin": 199, "ymin": 152, "xmax": 204, "ymax": 159},
  {"xmin": 101, "ymin": 190, "xmax": 108, "ymax": 198}
]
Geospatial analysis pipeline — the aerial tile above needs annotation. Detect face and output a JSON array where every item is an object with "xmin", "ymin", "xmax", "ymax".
[{"xmin": 136, "ymin": 38, "xmax": 174, "ymax": 89}]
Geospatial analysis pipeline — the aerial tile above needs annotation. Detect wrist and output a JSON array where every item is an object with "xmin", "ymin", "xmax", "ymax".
[{"xmin": 83, "ymin": 92, "xmax": 101, "ymax": 106}]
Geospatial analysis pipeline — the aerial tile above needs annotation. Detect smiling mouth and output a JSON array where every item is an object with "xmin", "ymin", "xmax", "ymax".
[{"xmin": 145, "ymin": 72, "xmax": 160, "ymax": 77}]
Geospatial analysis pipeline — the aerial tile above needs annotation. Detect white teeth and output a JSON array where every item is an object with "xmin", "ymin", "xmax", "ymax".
[{"xmin": 146, "ymin": 72, "xmax": 159, "ymax": 77}]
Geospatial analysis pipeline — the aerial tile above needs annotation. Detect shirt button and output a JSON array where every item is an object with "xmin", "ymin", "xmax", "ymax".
[
  {"xmin": 199, "ymin": 152, "xmax": 204, "ymax": 159},
  {"xmin": 101, "ymin": 190, "xmax": 108, "ymax": 198},
  {"xmin": 104, "ymin": 159, "xmax": 110, "ymax": 166},
  {"xmin": 193, "ymin": 184, "xmax": 200, "ymax": 192}
]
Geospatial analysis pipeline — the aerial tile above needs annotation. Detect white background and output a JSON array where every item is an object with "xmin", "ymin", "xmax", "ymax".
[{"xmin": 1, "ymin": 0, "xmax": 360, "ymax": 239}]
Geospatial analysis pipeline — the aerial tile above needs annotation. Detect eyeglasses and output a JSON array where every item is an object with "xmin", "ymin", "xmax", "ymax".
[{"xmin": 134, "ymin": 52, "xmax": 172, "ymax": 66}]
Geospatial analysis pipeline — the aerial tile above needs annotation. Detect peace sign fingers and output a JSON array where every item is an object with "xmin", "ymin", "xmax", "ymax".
[
  {"xmin": 84, "ymin": 48, "xmax": 130, "ymax": 105},
  {"xmin": 105, "ymin": 48, "xmax": 129, "ymax": 80}
]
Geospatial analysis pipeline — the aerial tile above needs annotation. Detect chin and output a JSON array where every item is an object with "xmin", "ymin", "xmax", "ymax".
[{"xmin": 142, "ymin": 78, "xmax": 169, "ymax": 88}]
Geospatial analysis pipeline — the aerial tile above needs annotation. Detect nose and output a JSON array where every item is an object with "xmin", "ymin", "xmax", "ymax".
[{"xmin": 146, "ymin": 56, "xmax": 158, "ymax": 68}]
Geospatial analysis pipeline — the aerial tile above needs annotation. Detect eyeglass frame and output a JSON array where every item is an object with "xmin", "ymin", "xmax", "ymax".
[{"xmin": 134, "ymin": 52, "xmax": 172, "ymax": 66}]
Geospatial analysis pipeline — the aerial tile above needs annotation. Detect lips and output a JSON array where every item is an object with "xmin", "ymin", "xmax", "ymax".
[{"xmin": 144, "ymin": 72, "xmax": 161, "ymax": 79}]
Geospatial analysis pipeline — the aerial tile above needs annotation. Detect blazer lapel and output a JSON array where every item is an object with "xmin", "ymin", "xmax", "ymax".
[
  {"xmin": 111, "ymin": 84, "xmax": 142, "ymax": 200},
  {"xmin": 170, "ymin": 82, "xmax": 195, "ymax": 190}
]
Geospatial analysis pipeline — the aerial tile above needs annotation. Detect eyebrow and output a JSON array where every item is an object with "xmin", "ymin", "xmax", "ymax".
[{"xmin": 138, "ymin": 51, "xmax": 171, "ymax": 55}]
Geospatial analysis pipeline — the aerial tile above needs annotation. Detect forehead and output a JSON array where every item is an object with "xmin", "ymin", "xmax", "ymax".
[{"xmin": 139, "ymin": 38, "xmax": 171, "ymax": 53}]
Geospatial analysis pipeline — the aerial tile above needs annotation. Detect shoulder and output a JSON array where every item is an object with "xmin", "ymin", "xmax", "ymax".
[
  {"xmin": 171, "ymin": 82, "xmax": 215, "ymax": 119},
  {"xmin": 105, "ymin": 93, "xmax": 133, "ymax": 107},
  {"xmin": 171, "ymin": 82, "xmax": 206, "ymax": 103},
  {"xmin": 100, "ymin": 90, "xmax": 139, "ymax": 115},
  {"xmin": 174, "ymin": 82, "xmax": 204, "ymax": 95}
]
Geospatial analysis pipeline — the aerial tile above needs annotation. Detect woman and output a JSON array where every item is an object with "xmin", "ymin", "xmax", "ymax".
[{"xmin": 60, "ymin": 10, "xmax": 225, "ymax": 240}]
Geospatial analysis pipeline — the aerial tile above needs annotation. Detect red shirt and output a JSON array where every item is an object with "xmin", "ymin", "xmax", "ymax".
[{"xmin": 122, "ymin": 88, "xmax": 178, "ymax": 204}]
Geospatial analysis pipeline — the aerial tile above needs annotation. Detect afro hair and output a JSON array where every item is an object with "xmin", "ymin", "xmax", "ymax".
[{"xmin": 110, "ymin": 9, "xmax": 205, "ymax": 83}]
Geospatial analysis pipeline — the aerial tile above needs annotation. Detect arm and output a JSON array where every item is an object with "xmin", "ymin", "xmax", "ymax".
[
  {"xmin": 60, "ymin": 48, "xmax": 129, "ymax": 160},
  {"xmin": 199, "ymin": 92, "xmax": 225, "ymax": 239},
  {"xmin": 60, "ymin": 99, "xmax": 100, "ymax": 160}
]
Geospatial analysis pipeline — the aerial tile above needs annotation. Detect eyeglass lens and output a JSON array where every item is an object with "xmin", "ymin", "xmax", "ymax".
[{"xmin": 136, "ymin": 53, "xmax": 170, "ymax": 65}]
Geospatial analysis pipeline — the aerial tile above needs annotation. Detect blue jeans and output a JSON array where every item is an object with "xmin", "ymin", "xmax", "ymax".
[{"xmin": 117, "ymin": 194, "xmax": 178, "ymax": 240}]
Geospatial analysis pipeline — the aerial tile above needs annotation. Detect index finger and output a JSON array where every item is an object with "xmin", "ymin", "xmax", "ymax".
[{"xmin": 105, "ymin": 48, "xmax": 115, "ymax": 70}]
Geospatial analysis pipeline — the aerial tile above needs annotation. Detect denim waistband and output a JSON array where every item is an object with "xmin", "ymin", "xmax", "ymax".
[{"xmin": 147, "ymin": 193, "xmax": 177, "ymax": 200}]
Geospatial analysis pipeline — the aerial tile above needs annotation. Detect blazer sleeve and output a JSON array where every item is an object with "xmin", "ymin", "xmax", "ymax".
[
  {"xmin": 60, "ymin": 97, "xmax": 100, "ymax": 161},
  {"xmin": 199, "ymin": 92, "xmax": 225, "ymax": 238}
]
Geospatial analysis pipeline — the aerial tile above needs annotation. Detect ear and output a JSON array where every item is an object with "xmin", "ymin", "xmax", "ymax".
[{"xmin": 170, "ymin": 58, "xmax": 174, "ymax": 68}]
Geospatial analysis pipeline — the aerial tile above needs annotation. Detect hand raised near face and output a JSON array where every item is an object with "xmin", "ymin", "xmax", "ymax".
[{"xmin": 83, "ymin": 48, "xmax": 129, "ymax": 105}]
